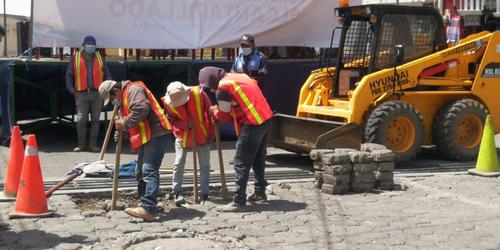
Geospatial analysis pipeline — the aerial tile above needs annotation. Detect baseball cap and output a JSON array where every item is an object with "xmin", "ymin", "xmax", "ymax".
[
  {"xmin": 99, "ymin": 80, "xmax": 118, "ymax": 105},
  {"xmin": 240, "ymin": 34, "xmax": 255, "ymax": 46},
  {"xmin": 164, "ymin": 81, "xmax": 190, "ymax": 107}
]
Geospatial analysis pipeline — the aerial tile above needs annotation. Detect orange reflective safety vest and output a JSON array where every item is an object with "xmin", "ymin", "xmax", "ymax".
[
  {"xmin": 163, "ymin": 86, "xmax": 213, "ymax": 148},
  {"xmin": 73, "ymin": 51, "xmax": 104, "ymax": 91},
  {"xmin": 218, "ymin": 74, "xmax": 272, "ymax": 127},
  {"xmin": 121, "ymin": 81, "xmax": 172, "ymax": 151}
]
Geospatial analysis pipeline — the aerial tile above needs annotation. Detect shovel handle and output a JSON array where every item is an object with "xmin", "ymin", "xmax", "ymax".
[
  {"xmin": 45, "ymin": 172, "xmax": 82, "ymax": 198},
  {"xmin": 111, "ymin": 130, "xmax": 123, "ymax": 210},
  {"xmin": 214, "ymin": 122, "xmax": 229, "ymax": 199},
  {"xmin": 99, "ymin": 106, "xmax": 119, "ymax": 161}
]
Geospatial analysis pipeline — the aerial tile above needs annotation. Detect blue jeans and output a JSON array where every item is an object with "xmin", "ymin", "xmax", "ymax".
[
  {"xmin": 136, "ymin": 134, "xmax": 169, "ymax": 214},
  {"xmin": 172, "ymin": 138, "xmax": 211, "ymax": 195},
  {"xmin": 233, "ymin": 120, "xmax": 271, "ymax": 205}
]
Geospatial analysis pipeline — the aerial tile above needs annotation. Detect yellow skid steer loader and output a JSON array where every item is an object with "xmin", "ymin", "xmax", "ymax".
[{"xmin": 269, "ymin": 5, "xmax": 500, "ymax": 162}]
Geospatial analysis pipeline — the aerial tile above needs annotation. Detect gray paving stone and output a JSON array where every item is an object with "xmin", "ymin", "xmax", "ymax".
[
  {"xmin": 375, "ymin": 171, "xmax": 394, "ymax": 181},
  {"xmin": 377, "ymin": 161, "xmax": 395, "ymax": 171},
  {"xmin": 142, "ymin": 225, "xmax": 166, "ymax": 233},
  {"xmin": 115, "ymin": 223, "xmax": 142, "ymax": 233},
  {"xmin": 353, "ymin": 163, "xmax": 376, "ymax": 173},
  {"xmin": 309, "ymin": 149, "xmax": 334, "ymax": 160},
  {"xmin": 361, "ymin": 143, "xmax": 387, "ymax": 152},
  {"xmin": 322, "ymin": 184, "xmax": 350, "ymax": 195},
  {"xmin": 324, "ymin": 164, "xmax": 353, "ymax": 175},
  {"xmin": 322, "ymin": 174, "xmax": 350, "ymax": 186},
  {"xmin": 371, "ymin": 149, "xmax": 395, "ymax": 162},
  {"xmin": 348, "ymin": 151, "xmax": 374, "ymax": 163},
  {"xmin": 64, "ymin": 221, "xmax": 95, "ymax": 234},
  {"xmin": 351, "ymin": 172, "xmax": 375, "ymax": 183},
  {"xmin": 321, "ymin": 152, "xmax": 351, "ymax": 165},
  {"xmin": 351, "ymin": 183, "xmax": 374, "ymax": 193},
  {"xmin": 313, "ymin": 161, "xmax": 324, "ymax": 171},
  {"xmin": 217, "ymin": 228, "xmax": 246, "ymax": 239},
  {"xmin": 96, "ymin": 229, "xmax": 124, "ymax": 241}
]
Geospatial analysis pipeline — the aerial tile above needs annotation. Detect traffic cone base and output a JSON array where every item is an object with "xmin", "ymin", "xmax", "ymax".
[
  {"xmin": 468, "ymin": 115, "xmax": 500, "ymax": 177},
  {"xmin": 9, "ymin": 208, "xmax": 53, "ymax": 219},
  {"xmin": 0, "ymin": 192, "xmax": 16, "ymax": 202},
  {"xmin": 468, "ymin": 168, "xmax": 500, "ymax": 177}
]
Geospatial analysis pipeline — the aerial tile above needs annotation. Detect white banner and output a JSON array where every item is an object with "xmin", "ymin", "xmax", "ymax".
[{"xmin": 33, "ymin": 0, "xmax": 360, "ymax": 49}]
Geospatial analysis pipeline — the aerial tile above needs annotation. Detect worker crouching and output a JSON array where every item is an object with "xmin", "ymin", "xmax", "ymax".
[
  {"xmin": 205, "ymin": 68, "xmax": 273, "ymax": 212},
  {"xmin": 99, "ymin": 80, "xmax": 172, "ymax": 222},
  {"xmin": 163, "ymin": 81, "xmax": 214, "ymax": 205}
]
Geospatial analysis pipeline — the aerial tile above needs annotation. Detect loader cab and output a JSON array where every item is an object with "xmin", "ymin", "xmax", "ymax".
[{"xmin": 333, "ymin": 5, "xmax": 447, "ymax": 97}]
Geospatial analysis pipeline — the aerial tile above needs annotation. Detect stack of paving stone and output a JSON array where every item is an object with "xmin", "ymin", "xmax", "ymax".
[
  {"xmin": 310, "ymin": 143, "xmax": 395, "ymax": 194},
  {"xmin": 362, "ymin": 143, "xmax": 396, "ymax": 190}
]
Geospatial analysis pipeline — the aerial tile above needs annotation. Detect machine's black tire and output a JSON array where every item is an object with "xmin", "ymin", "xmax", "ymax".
[
  {"xmin": 365, "ymin": 101, "xmax": 424, "ymax": 162},
  {"xmin": 433, "ymin": 99, "xmax": 488, "ymax": 161}
]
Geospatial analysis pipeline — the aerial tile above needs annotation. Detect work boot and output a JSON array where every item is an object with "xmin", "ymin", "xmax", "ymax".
[
  {"xmin": 124, "ymin": 207, "xmax": 154, "ymax": 222},
  {"xmin": 200, "ymin": 194, "xmax": 209, "ymax": 205},
  {"xmin": 248, "ymin": 192, "xmax": 267, "ymax": 203},
  {"xmin": 89, "ymin": 144, "xmax": 101, "ymax": 153},
  {"xmin": 217, "ymin": 201, "xmax": 246, "ymax": 212},
  {"xmin": 73, "ymin": 145, "xmax": 86, "ymax": 152},
  {"xmin": 174, "ymin": 192, "xmax": 186, "ymax": 207}
]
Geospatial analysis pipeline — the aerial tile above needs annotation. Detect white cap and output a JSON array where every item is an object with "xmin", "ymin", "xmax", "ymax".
[{"xmin": 99, "ymin": 80, "xmax": 118, "ymax": 105}]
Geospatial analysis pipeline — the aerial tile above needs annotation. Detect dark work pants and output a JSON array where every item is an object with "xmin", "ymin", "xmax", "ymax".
[{"xmin": 233, "ymin": 120, "xmax": 271, "ymax": 205}]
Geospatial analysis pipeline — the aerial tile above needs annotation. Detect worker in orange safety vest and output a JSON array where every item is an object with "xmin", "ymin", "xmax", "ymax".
[
  {"xmin": 66, "ymin": 35, "xmax": 112, "ymax": 152},
  {"xmin": 163, "ymin": 81, "xmax": 214, "ymax": 205},
  {"xmin": 99, "ymin": 80, "xmax": 171, "ymax": 222},
  {"xmin": 205, "ymin": 68, "xmax": 273, "ymax": 212}
]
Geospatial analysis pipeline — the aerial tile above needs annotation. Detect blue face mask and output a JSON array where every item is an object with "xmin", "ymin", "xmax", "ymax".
[
  {"xmin": 84, "ymin": 45, "xmax": 97, "ymax": 54},
  {"xmin": 111, "ymin": 99, "xmax": 121, "ymax": 107}
]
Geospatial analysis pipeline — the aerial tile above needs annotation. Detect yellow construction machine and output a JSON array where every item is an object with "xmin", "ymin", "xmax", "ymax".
[{"xmin": 269, "ymin": 5, "xmax": 500, "ymax": 162}]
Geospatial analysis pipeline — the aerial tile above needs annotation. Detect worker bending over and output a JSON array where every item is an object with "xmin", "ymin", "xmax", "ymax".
[
  {"xmin": 163, "ymin": 81, "xmax": 213, "ymax": 205},
  {"xmin": 205, "ymin": 67, "xmax": 273, "ymax": 212},
  {"xmin": 99, "ymin": 80, "xmax": 171, "ymax": 222}
]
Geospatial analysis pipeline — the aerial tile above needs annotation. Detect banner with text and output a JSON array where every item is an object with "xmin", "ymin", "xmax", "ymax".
[{"xmin": 33, "ymin": 0, "xmax": 360, "ymax": 49}]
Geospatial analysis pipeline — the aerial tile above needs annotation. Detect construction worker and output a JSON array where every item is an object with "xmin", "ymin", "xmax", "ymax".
[
  {"xmin": 66, "ymin": 35, "xmax": 112, "ymax": 152},
  {"xmin": 162, "ymin": 81, "xmax": 214, "ymax": 205},
  {"xmin": 99, "ymin": 80, "xmax": 171, "ymax": 222},
  {"xmin": 204, "ymin": 67, "xmax": 273, "ymax": 212},
  {"xmin": 231, "ymin": 34, "xmax": 268, "ymax": 90}
]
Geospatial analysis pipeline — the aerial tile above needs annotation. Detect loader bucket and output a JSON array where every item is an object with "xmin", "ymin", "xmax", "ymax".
[{"xmin": 269, "ymin": 113, "xmax": 361, "ymax": 154}]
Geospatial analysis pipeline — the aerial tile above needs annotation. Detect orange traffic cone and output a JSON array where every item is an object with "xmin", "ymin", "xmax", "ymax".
[
  {"xmin": 9, "ymin": 134, "xmax": 52, "ymax": 218},
  {"xmin": 0, "ymin": 126, "xmax": 24, "ymax": 202}
]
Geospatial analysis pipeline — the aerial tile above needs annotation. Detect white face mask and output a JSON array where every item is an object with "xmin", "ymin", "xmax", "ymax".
[{"xmin": 241, "ymin": 47, "xmax": 252, "ymax": 56}]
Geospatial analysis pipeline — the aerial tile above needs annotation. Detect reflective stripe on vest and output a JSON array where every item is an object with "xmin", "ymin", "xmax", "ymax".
[
  {"xmin": 182, "ymin": 130, "xmax": 189, "ymax": 148},
  {"xmin": 74, "ymin": 51, "xmax": 104, "ymax": 91},
  {"xmin": 166, "ymin": 103, "xmax": 183, "ymax": 119},
  {"xmin": 192, "ymin": 87, "xmax": 208, "ymax": 137},
  {"xmin": 223, "ymin": 80, "xmax": 264, "ymax": 125}
]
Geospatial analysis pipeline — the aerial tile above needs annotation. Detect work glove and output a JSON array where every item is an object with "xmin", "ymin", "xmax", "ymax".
[{"xmin": 114, "ymin": 130, "xmax": 129, "ymax": 142}]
